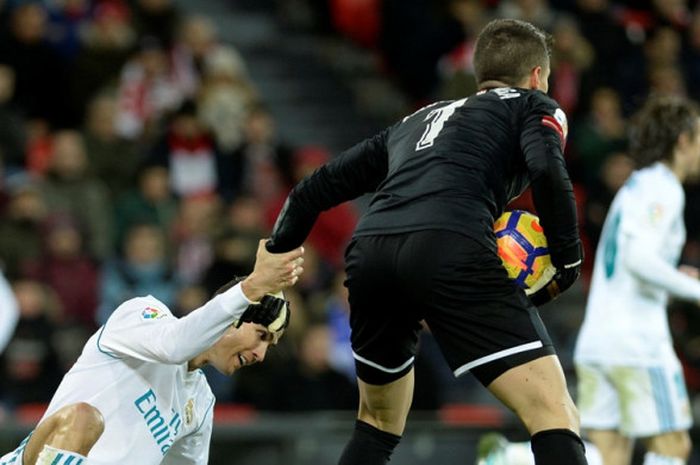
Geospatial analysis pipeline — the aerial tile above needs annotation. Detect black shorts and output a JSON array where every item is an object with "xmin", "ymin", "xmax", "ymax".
[{"xmin": 344, "ymin": 230, "xmax": 554, "ymax": 386}]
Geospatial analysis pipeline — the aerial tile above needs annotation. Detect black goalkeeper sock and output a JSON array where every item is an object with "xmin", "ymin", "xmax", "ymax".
[
  {"xmin": 531, "ymin": 429, "xmax": 588, "ymax": 465},
  {"xmin": 338, "ymin": 420, "xmax": 401, "ymax": 465}
]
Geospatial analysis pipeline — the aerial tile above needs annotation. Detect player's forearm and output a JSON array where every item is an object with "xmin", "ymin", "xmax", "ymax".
[
  {"xmin": 267, "ymin": 193, "xmax": 319, "ymax": 253},
  {"xmin": 624, "ymin": 237, "xmax": 700, "ymax": 301},
  {"xmin": 160, "ymin": 284, "xmax": 257, "ymax": 363},
  {"xmin": 268, "ymin": 133, "xmax": 389, "ymax": 252},
  {"xmin": 102, "ymin": 284, "xmax": 254, "ymax": 364},
  {"xmin": 522, "ymin": 125, "xmax": 581, "ymax": 268},
  {"xmin": 0, "ymin": 272, "xmax": 18, "ymax": 353}
]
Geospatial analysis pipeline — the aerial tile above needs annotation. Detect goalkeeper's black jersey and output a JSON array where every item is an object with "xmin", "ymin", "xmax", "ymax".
[{"xmin": 269, "ymin": 87, "xmax": 580, "ymax": 266}]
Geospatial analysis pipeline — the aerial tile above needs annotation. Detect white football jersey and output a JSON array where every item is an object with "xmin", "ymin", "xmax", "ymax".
[
  {"xmin": 38, "ymin": 284, "xmax": 253, "ymax": 464},
  {"xmin": 0, "ymin": 270, "xmax": 18, "ymax": 354},
  {"xmin": 575, "ymin": 163, "xmax": 693, "ymax": 365}
]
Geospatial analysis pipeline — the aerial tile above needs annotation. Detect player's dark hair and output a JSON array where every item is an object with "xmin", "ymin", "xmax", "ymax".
[
  {"xmin": 473, "ymin": 19, "xmax": 552, "ymax": 87},
  {"xmin": 629, "ymin": 96, "xmax": 699, "ymax": 168}
]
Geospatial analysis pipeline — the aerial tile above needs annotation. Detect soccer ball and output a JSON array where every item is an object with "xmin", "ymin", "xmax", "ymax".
[{"xmin": 494, "ymin": 210, "xmax": 556, "ymax": 295}]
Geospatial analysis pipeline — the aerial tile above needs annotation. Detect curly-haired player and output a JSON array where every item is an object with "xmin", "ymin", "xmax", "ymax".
[{"xmin": 575, "ymin": 96, "xmax": 700, "ymax": 465}]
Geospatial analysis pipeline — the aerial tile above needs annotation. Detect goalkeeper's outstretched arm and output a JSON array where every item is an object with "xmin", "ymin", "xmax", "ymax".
[{"xmin": 267, "ymin": 129, "xmax": 390, "ymax": 253}]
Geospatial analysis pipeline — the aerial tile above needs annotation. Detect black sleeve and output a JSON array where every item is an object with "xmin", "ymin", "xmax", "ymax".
[
  {"xmin": 520, "ymin": 93, "xmax": 581, "ymax": 268},
  {"xmin": 266, "ymin": 128, "xmax": 391, "ymax": 253}
]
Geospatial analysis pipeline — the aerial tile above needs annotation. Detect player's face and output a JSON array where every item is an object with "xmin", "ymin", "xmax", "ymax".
[
  {"xmin": 680, "ymin": 119, "xmax": 700, "ymax": 181},
  {"xmin": 208, "ymin": 323, "xmax": 281, "ymax": 376},
  {"xmin": 690, "ymin": 120, "xmax": 700, "ymax": 178}
]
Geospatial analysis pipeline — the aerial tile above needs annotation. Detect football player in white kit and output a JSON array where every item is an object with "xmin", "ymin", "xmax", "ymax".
[
  {"xmin": 0, "ymin": 240, "xmax": 304, "ymax": 465},
  {"xmin": 575, "ymin": 96, "xmax": 700, "ymax": 465},
  {"xmin": 0, "ymin": 269, "xmax": 19, "ymax": 354}
]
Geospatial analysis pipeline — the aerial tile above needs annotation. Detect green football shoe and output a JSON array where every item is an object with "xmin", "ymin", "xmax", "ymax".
[{"xmin": 475, "ymin": 432, "xmax": 509, "ymax": 465}]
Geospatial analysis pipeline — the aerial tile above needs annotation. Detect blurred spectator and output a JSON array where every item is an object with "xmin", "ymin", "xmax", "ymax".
[
  {"xmin": 0, "ymin": 279, "xmax": 62, "ymax": 405},
  {"xmin": 0, "ymin": 1, "xmax": 69, "ymax": 127},
  {"xmin": 648, "ymin": 64, "xmax": 687, "ymax": 97},
  {"xmin": 113, "ymin": 164, "xmax": 178, "ymax": 250},
  {"xmin": 172, "ymin": 283, "xmax": 208, "ymax": 316},
  {"xmin": 496, "ymin": 0, "xmax": 556, "ymax": 30},
  {"xmin": 23, "ymin": 214, "xmax": 99, "ymax": 329},
  {"xmin": 82, "ymin": 92, "xmax": 142, "ymax": 199},
  {"xmin": 171, "ymin": 15, "xmax": 235, "ymax": 98},
  {"xmin": 235, "ymin": 323, "xmax": 357, "ymax": 411},
  {"xmin": 329, "ymin": 0, "xmax": 381, "ymax": 48},
  {"xmin": 0, "ymin": 180, "xmax": 46, "ymax": 279},
  {"xmin": 69, "ymin": 0, "xmax": 136, "ymax": 124},
  {"xmin": 201, "ymin": 196, "xmax": 264, "ymax": 295},
  {"xmin": 379, "ymin": 0, "xmax": 465, "ymax": 102},
  {"xmin": 651, "ymin": 0, "xmax": 692, "ymax": 30},
  {"xmin": 435, "ymin": 0, "xmax": 486, "ymax": 101},
  {"xmin": 171, "ymin": 195, "xmax": 219, "ymax": 284},
  {"xmin": 549, "ymin": 15, "xmax": 594, "ymax": 116},
  {"xmin": 324, "ymin": 273, "xmax": 354, "ymax": 382},
  {"xmin": 37, "ymin": 130, "xmax": 113, "ymax": 260},
  {"xmin": 684, "ymin": 8, "xmax": 700, "ymax": 101},
  {"xmin": 147, "ymin": 98, "xmax": 225, "ymax": 198},
  {"xmin": 583, "ymin": 152, "xmax": 634, "ymax": 250},
  {"xmin": 574, "ymin": 0, "xmax": 633, "ymax": 99},
  {"xmin": 115, "ymin": 35, "xmax": 187, "ymax": 140},
  {"xmin": 24, "ymin": 119, "xmax": 53, "ymax": 175},
  {"xmin": 265, "ymin": 146, "xmax": 358, "ymax": 270},
  {"xmin": 571, "ymin": 87, "xmax": 627, "ymax": 187},
  {"xmin": 97, "ymin": 223, "xmax": 177, "ymax": 324},
  {"xmin": 130, "ymin": 0, "xmax": 181, "ymax": 47},
  {"xmin": 45, "ymin": 0, "xmax": 92, "ymax": 61},
  {"xmin": 0, "ymin": 64, "xmax": 26, "ymax": 171},
  {"xmin": 230, "ymin": 105, "xmax": 294, "ymax": 202},
  {"xmin": 618, "ymin": 26, "xmax": 683, "ymax": 108},
  {"xmin": 198, "ymin": 47, "xmax": 257, "ymax": 158}
]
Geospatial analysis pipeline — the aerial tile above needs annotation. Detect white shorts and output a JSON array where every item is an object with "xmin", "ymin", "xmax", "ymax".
[
  {"xmin": 576, "ymin": 361, "xmax": 692, "ymax": 437},
  {"xmin": 0, "ymin": 433, "xmax": 29, "ymax": 465}
]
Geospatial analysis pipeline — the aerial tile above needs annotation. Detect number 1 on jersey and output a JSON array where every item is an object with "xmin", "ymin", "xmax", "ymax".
[{"xmin": 416, "ymin": 98, "xmax": 468, "ymax": 151}]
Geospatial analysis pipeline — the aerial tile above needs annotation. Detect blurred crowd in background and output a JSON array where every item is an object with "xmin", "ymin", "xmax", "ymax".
[{"xmin": 3, "ymin": 0, "xmax": 700, "ymax": 424}]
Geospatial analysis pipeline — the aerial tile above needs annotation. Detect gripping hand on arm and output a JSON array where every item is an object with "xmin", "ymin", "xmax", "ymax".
[
  {"xmin": 529, "ymin": 244, "xmax": 582, "ymax": 306},
  {"xmin": 99, "ymin": 241, "xmax": 304, "ymax": 364}
]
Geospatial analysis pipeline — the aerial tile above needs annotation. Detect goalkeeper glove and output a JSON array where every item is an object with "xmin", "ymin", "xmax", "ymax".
[
  {"xmin": 529, "ymin": 264, "xmax": 580, "ymax": 306},
  {"xmin": 530, "ymin": 242, "xmax": 582, "ymax": 307}
]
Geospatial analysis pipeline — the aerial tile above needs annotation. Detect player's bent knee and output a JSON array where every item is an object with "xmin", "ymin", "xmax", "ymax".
[
  {"xmin": 645, "ymin": 431, "xmax": 692, "ymax": 459},
  {"xmin": 520, "ymin": 393, "xmax": 580, "ymax": 434},
  {"xmin": 58, "ymin": 403, "xmax": 105, "ymax": 445}
]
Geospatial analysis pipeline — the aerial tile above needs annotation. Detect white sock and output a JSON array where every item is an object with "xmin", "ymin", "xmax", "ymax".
[
  {"xmin": 500, "ymin": 440, "xmax": 604, "ymax": 465},
  {"xmin": 583, "ymin": 441, "xmax": 604, "ymax": 465},
  {"xmin": 36, "ymin": 445, "xmax": 87, "ymax": 465},
  {"xmin": 505, "ymin": 442, "xmax": 534, "ymax": 465},
  {"xmin": 643, "ymin": 452, "xmax": 685, "ymax": 465}
]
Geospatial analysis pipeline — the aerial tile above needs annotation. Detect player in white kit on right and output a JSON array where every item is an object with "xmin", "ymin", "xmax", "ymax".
[
  {"xmin": 0, "ymin": 240, "xmax": 304, "ymax": 465},
  {"xmin": 575, "ymin": 96, "xmax": 700, "ymax": 465},
  {"xmin": 0, "ymin": 269, "xmax": 19, "ymax": 354}
]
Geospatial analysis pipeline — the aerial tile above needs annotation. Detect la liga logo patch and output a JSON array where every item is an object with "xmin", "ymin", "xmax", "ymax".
[{"xmin": 142, "ymin": 306, "xmax": 166, "ymax": 320}]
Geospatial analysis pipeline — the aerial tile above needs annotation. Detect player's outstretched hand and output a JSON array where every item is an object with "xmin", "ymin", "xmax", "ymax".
[
  {"xmin": 529, "ymin": 265, "xmax": 580, "ymax": 307},
  {"xmin": 242, "ymin": 240, "xmax": 304, "ymax": 302}
]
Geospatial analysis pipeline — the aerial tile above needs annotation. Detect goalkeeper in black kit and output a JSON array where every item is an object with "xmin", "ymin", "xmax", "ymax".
[{"xmin": 267, "ymin": 19, "xmax": 585, "ymax": 465}]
